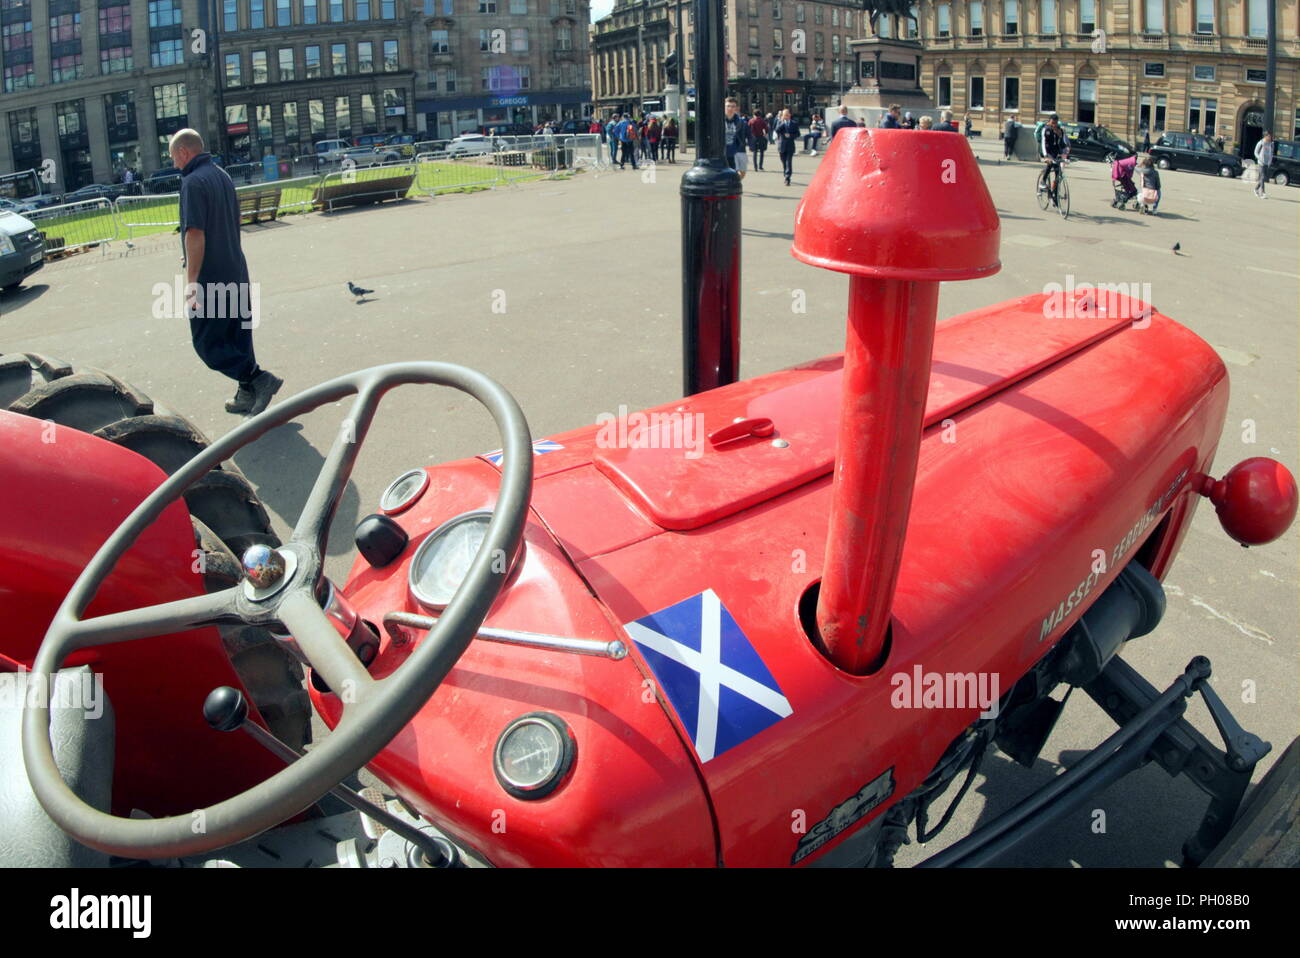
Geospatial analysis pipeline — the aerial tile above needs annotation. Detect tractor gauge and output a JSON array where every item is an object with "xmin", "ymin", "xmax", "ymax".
[
  {"xmin": 494, "ymin": 713, "xmax": 575, "ymax": 799},
  {"xmin": 408, "ymin": 510, "xmax": 520, "ymax": 611},
  {"xmin": 380, "ymin": 468, "xmax": 430, "ymax": 515}
]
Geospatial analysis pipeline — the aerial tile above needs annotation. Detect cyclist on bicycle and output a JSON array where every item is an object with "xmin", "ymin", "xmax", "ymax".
[{"xmin": 1038, "ymin": 114, "xmax": 1068, "ymax": 205}]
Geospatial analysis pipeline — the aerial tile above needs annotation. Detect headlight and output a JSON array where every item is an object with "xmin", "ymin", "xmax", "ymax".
[
  {"xmin": 380, "ymin": 468, "xmax": 429, "ymax": 514},
  {"xmin": 494, "ymin": 713, "xmax": 575, "ymax": 799},
  {"xmin": 0, "ymin": 234, "xmax": 14, "ymax": 256},
  {"xmin": 408, "ymin": 510, "xmax": 519, "ymax": 611}
]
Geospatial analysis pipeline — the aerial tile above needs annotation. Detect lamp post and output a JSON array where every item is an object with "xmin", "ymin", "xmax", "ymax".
[{"xmin": 1264, "ymin": 0, "xmax": 1277, "ymax": 136}]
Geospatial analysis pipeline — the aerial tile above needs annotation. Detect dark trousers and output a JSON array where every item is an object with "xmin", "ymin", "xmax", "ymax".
[
  {"xmin": 663, "ymin": 138, "xmax": 676, "ymax": 162},
  {"xmin": 649, "ymin": 139, "xmax": 659, "ymax": 162},
  {"xmin": 780, "ymin": 148, "xmax": 794, "ymax": 181},
  {"xmin": 619, "ymin": 141, "xmax": 637, "ymax": 169},
  {"xmin": 1004, "ymin": 130, "xmax": 1016, "ymax": 159},
  {"xmin": 190, "ymin": 297, "xmax": 257, "ymax": 384},
  {"xmin": 752, "ymin": 143, "xmax": 766, "ymax": 169}
]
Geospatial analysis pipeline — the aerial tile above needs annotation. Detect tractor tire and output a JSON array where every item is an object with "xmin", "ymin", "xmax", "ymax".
[
  {"xmin": 0, "ymin": 351, "xmax": 311, "ymax": 749},
  {"xmin": 1203, "ymin": 736, "xmax": 1300, "ymax": 868}
]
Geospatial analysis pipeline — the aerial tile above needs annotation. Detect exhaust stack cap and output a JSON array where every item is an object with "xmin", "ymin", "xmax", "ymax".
[{"xmin": 791, "ymin": 128, "xmax": 1001, "ymax": 282}]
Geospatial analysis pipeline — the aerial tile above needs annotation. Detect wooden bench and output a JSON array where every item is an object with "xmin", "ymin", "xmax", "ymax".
[
  {"xmin": 238, "ymin": 187, "xmax": 283, "ymax": 225},
  {"xmin": 311, "ymin": 173, "xmax": 416, "ymax": 213}
]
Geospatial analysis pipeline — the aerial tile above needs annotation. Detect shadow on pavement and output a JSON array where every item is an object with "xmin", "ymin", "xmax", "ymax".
[
  {"xmin": 0, "ymin": 282, "xmax": 50, "ymax": 315},
  {"xmin": 234, "ymin": 421, "xmax": 360, "ymax": 556}
]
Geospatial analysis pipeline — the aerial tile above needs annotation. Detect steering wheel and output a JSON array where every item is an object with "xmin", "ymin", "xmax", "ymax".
[{"xmin": 22, "ymin": 362, "xmax": 533, "ymax": 859}]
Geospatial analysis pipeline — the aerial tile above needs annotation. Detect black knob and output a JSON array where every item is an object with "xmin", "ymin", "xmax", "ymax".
[
  {"xmin": 204, "ymin": 686, "xmax": 249, "ymax": 732},
  {"xmin": 355, "ymin": 513, "xmax": 409, "ymax": 568}
]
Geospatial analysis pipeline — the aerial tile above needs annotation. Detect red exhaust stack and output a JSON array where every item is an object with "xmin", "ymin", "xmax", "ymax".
[{"xmin": 791, "ymin": 129, "xmax": 1001, "ymax": 675}]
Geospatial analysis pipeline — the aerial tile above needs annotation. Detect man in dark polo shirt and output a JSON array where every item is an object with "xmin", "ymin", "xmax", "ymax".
[{"xmin": 169, "ymin": 128, "xmax": 281, "ymax": 416}]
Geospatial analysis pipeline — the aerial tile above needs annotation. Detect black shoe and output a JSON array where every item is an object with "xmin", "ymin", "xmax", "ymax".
[
  {"xmin": 243, "ymin": 370, "xmax": 283, "ymax": 417},
  {"xmin": 224, "ymin": 383, "xmax": 257, "ymax": 414}
]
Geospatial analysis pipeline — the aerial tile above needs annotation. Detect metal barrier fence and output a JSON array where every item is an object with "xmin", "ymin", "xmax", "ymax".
[
  {"xmin": 24, "ymin": 197, "xmax": 119, "ymax": 252},
  {"xmin": 116, "ymin": 193, "xmax": 180, "ymax": 239}
]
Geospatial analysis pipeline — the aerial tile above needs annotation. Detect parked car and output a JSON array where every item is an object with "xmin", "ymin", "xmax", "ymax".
[
  {"xmin": 483, "ymin": 123, "xmax": 534, "ymax": 137},
  {"xmin": 62, "ymin": 183, "xmax": 129, "ymax": 204},
  {"xmin": 445, "ymin": 134, "xmax": 494, "ymax": 158},
  {"xmin": 145, "ymin": 168, "xmax": 183, "ymax": 193},
  {"xmin": 383, "ymin": 133, "xmax": 419, "ymax": 156},
  {"xmin": 1268, "ymin": 139, "xmax": 1300, "ymax": 186},
  {"xmin": 352, "ymin": 133, "xmax": 390, "ymax": 149},
  {"xmin": 1149, "ymin": 132, "xmax": 1242, "ymax": 177},
  {"xmin": 555, "ymin": 118, "xmax": 594, "ymax": 135},
  {"xmin": 0, "ymin": 207, "xmax": 44, "ymax": 290},
  {"xmin": 1061, "ymin": 122, "xmax": 1135, "ymax": 163},
  {"xmin": 17, "ymin": 193, "xmax": 63, "ymax": 211},
  {"xmin": 314, "ymin": 139, "xmax": 353, "ymax": 162}
]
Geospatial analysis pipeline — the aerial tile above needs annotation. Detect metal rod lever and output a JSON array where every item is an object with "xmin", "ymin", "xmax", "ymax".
[{"xmin": 384, "ymin": 611, "xmax": 628, "ymax": 660}]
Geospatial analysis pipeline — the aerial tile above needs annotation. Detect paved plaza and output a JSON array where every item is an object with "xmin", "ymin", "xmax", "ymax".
[{"xmin": 3, "ymin": 134, "xmax": 1296, "ymax": 865}]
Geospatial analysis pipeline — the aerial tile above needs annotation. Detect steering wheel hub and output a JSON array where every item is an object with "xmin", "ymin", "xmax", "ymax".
[{"xmin": 242, "ymin": 544, "xmax": 290, "ymax": 592}]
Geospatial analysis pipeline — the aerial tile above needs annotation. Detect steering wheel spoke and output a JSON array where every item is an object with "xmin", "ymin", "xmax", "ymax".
[
  {"xmin": 292, "ymin": 386, "xmax": 383, "ymax": 553},
  {"xmin": 277, "ymin": 590, "xmax": 375, "ymax": 702},
  {"xmin": 58, "ymin": 586, "xmax": 242, "ymax": 653}
]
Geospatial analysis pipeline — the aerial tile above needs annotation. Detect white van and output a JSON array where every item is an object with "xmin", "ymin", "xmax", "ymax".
[{"xmin": 0, "ymin": 208, "xmax": 44, "ymax": 291}]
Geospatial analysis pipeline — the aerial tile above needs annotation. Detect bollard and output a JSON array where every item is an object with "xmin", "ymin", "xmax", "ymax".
[{"xmin": 791, "ymin": 128, "xmax": 1001, "ymax": 675}]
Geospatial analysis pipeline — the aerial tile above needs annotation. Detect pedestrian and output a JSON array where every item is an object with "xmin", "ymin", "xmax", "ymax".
[
  {"xmin": 803, "ymin": 115, "xmax": 825, "ymax": 154},
  {"xmin": 1141, "ymin": 129, "xmax": 1152, "ymax": 152},
  {"xmin": 606, "ymin": 114, "xmax": 620, "ymax": 165},
  {"xmin": 616, "ymin": 114, "xmax": 639, "ymax": 169},
  {"xmin": 749, "ymin": 109, "xmax": 769, "ymax": 170},
  {"xmin": 1215, "ymin": 134, "xmax": 1226, "ymax": 153},
  {"xmin": 964, "ymin": 113, "xmax": 973, "ymax": 137},
  {"xmin": 934, "ymin": 109, "xmax": 960, "ymax": 133},
  {"xmin": 1138, "ymin": 155, "xmax": 1161, "ymax": 215},
  {"xmin": 662, "ymin": 116, "xmax": 678, "ymax": 163},
  {"xmin": 918, "ymin": 115, "xmax": 934, "ymax": 130},
  {"xmin": 723, "ymin": 97, "xmax": 750, "ymax": 180},
  {"xmin": 1254, "ymin": 131, "xmax": 1274, "ymax": 198},
  {"xmin": 881, "ymin": 104, "xmax": 902, "ymax": 129},
  {"xmin": 1003, "ymin": 115, "xmax": 1017, "ymax": 159},
  {"xmin": 168, "ymin": 129, "xmax": 281, "ymax": 417},
  {"xmin": 774, "ymin": 108, "xmax": 800, "ymax": 186},
  {"xmin": 830, "ymin": 104, "xmax": 856, "ymax": 140},
  {"xmin": 767, "ymin": 112, "xmax": 777, "ymax": 144},
  {"xmin": 646, "ymin": 115, "xmax": 661, "ymax": 163}
]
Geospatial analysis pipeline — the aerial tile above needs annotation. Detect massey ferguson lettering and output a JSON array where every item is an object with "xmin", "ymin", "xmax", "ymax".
[{"xmin": 1038, "ymin": 468, "xmax": 1189, "ymax": 642}]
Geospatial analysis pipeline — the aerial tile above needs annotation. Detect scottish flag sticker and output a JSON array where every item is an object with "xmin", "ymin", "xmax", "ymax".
[
  {"xmin": 482, "ymin": 439, "xmax": 564, "ymax": 467},
  {"xmin": 624, "ymin": 590, "xmax": 792, "ymax": 763}
]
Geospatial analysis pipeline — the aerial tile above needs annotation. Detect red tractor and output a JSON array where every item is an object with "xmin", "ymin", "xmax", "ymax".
[{"xmin": 2, "ymin": 130, "xmax": 1296, "ymax": 869}]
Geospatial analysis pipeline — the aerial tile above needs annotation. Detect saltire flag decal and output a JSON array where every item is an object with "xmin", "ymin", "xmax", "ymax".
[
  {"xmin": 624, "ymin": 590, "xmax": 792, "ymax": 763},
  {"xmin": 482, "ymin": 438, "xmax": 564, "ymax": 467}
]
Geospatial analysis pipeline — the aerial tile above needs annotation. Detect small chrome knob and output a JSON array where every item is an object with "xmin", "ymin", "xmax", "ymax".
[{"xmin": 242, "ymin": 544, "xmax": 287, "ymax": 589}]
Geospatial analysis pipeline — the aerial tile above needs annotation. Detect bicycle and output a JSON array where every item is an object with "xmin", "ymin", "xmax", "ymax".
[{"xmin": 1035, "ymin": 159, "xmax": 1071, "ymax": 219}]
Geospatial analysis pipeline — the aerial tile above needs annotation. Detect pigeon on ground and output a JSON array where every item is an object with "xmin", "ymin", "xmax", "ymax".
[
  {"xmin": 347, "ymin": 281, "xmax": 374, "ymax": 301},
  {"xmin": 1172, "ymin": 243, "xmax": 1181, "ymax": 254}
]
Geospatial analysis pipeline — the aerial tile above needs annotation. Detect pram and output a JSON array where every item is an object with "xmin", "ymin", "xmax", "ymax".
[{"xmin": 1110, "ymin": 155, "xmax": 1139, "ymax": 210}]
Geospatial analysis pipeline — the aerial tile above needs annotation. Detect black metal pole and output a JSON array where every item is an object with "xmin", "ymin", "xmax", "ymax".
[
  {"xmin": 1265, "ymin": 0, "xmax": 1277, "ymax": 136},
  {"xmin": 680, "ymin": 0, "xmax": 741, "ymax": 396}
]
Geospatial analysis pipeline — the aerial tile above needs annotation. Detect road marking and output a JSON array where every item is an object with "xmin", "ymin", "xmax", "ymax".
[
  {"xmin": 1165, "ymin": 584, "xmax": 1273, "ymax": 644},
  {"xmin": 1119, "ymin": 240, "xmax": 1173, "ymax": 253},
  {"xmin": 1212, "ymin": 345, "xmax": 1258, "ymax": 366},
  {"xmin": 1246, "ymin": 266, "xmax": 1300, "ymax": 279},
  {"xmin": 1006, "ymin": 234, "xmax": 1061, "ymax": 248}
]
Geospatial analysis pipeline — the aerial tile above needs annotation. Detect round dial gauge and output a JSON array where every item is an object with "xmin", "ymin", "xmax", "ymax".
[
  {"xmin": 409, "ymin": 511, "xmax": 518, "ymax": 611},
  {"xmin": 380, "ymin": 469, "xmax": 430, "ymax": 514},
  {"xmin": 494, "ymin": 714, "xmax": 575, "ymax": 798}
]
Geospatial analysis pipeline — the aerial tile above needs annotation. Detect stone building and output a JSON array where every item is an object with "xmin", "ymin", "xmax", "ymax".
[{"xmin": 856, "ymin": 0, "xmax": 1300, "ymax": 155}]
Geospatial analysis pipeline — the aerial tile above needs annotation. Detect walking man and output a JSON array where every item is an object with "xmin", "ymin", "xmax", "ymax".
[
  {"xmin": 606, "ymin": 114, "xmax": 620, "ymax": 165},
  {"xmin": 170, "ymin": 128, "xmax": 281, "ymax": 416},
  {"xmin": 749, "ymin": 109, "xmax": 769, "ymax": 170},
  {"xmin": 774, "ymin": 109, "xmax": 800, "ymax": 186},
  {"xmin": 1254, "ymin": 131, "xmax": 1274, "ymax": 198},
  {"xmin": 723, "ymin": 97, "xmax": 750, "ymax": 180},
  {"xmin": 881, "ymin": 104, "xmax": 902, "ymax": 129},
  {"xmin": 616, "ymin": 114, "xmax": 638, "ymax": 169},
  {"xmin": 830, "ymin": 104, "xmax": 856, "ymax": 140},
  {"xmin": 1003, "ymin": 116, "xmax": 1017, "ymax": 159}
]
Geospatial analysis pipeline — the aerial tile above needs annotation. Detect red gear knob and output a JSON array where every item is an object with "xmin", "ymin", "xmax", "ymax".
[{"xmin": 1199, "ymin": 457, "xmax": 1299, "ymax": 546}]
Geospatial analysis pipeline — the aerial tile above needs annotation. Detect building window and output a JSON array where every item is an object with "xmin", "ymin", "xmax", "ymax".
[
  {"xmin": 815, "ymin": 31, "xmax": 824, "ymax": 54},
  {"xmin": 356, "ymin": 40, "xmax": 373, "ymax": 72},
  {"xmin": 1004, "ymin": 0, "xmax": 1018, "ymax": 34},
  {"xmin": 479, "ymin": 28, "xmax": 491, "ymax": 51},
  {"xmin": 357, "ymin": 0, "xmax": 370, "ymax": 16},
  {"xmin": 969, "ymin": 76, "xmax": 985, "ymax": 107},
  {"xmin": 772, "ymin": 0, "xmax": 781, "ymax": 18},
  {"xmin": 772, "ymin": 57, "xmax": 782, "ymax": 77},
  {"xmin": 305, "ymin": 45, "xmax": 321, "ymax": 78},
  {"xmin": 970, "ymin": 1, "xmax": 983, "ymax": 36},
  {"xmin": 1040, "ymin": 76, "xmax": 1057, "ymax": 112},
  {"xmin": 276, "ymin": 0, "xmax": 291, "ymax": 26},
  {"xmin": 4, "ymin": 62, "xmax": 35, "ymax": 92},
  {"xmin": 750, "ymin": 25, "xmax": 759, "ymax": 47},
  {"xmin": 225, "ymin": 52, "xmax": 242, "ymax": 86},
  {"xmin": 773, "ymin": 27, "xmax": 782, "ymax": 49},
  {"xmin": 150, "ymin": 38, "xmax": 182, "ymax": 67},
  {"xmin": 1247, "ymin": 0, "xmax": 1265, "ymax": 37},
  {"xmin": 518, "ymin": 64, "xmax": 531, "ymax": 88},
  {"xmin": 511, "ymin": 0, "xmax": 526, "ymax": 12},
  {"xmin": 1079, "ymin": 0, "xmax": 1095, "ymax": 32},
  {"xmin": 796, "ymin": 59, "xmax": 806, "ymax": 79},
  {"xmin": 304, "ymin": 0, "xmax": 317, "ymax": 24},
  {"xmin": 796, "ymin": 2, "xmax": 804, "ymax": 21},
  {"xmin": 309, "ymin": 99, "xmax": 326, "ymax": 137},
  {"xmin": 511, "ymin": 27, "xmax": 528, "ymax": 52},
  {"xmin": 906, "ymin": 4, "xmax": 918, "ymax": 37},
  {"xmin": 55, "ymin": 100, "xmax": 84, "ymax": 137},
  {"xmin": 153, "ymin": 82, "xmax": 188, "ymax": 120},
  {"xmin": 877, "ymin": 13, "xmax": 891, "ymax": 36},
  {"xmin": 250, "ymin": 0, "xmax": 264, "ymax": 27},
  {"xmin": 429, "ymin": 29, "xmax": 448, "ymax": 53},
  {"xmin": 1144, "ymin": 62, "xmax": 1164, "ymax": 77},
  {"xmin": 383, "ymin": 39, "xmax": 398, "ymax": 71},
  {"xmin": 1076, "ymin": 77, "xmax": 1096, "ymax": 121},
  {"xmin": 1195, "ymin": 0, "xmax": 1213, "ymax": 33},
  {"xmin": 937, "ymin": 74, "xmax": 952, "ymax": 106},
  {"xmin": 1293, "ymin": 108, "xmax": 1300, "ymax": 140},
  {"xmin": 283, "ymin": 101, "xmax": 299, "ymax": 141},
  {"xmin": 332, "ymin": 43, "xmax": 347, "ymax": 74},
  {"xmin": 1139, "ymin": 92, "xmax": 1166, "ymax": 131},
  {"xmin": 329, "ymin": 0, "xmax": 343, "ymax": 21},
  {"xmin": 50, "ymin": 12, "xmax": 81, "ymax": 42},
  {"xmin": 147, "ymin": 1, "xmax": 181, "ymax": 27},
  {"xmin": 1144, "ymin": 0, "xmax": 1163, "ymax": 32},
  {"xmin": 3, "ymin": 19, "xmax": 32, "ymax": 55},
  {"xmin": 381, "ymin": 0, "xmax": 395, "ymax": 17},
  {"xmin": 360, "ymin": 94, "xmax": 377, "ymax": 128},
  {"xmin": 1244, "ymin": 67, "xmax": 1266, "ymax": 83},
  {"xmin": 1003, "ymin": 76, "xmax": 1019, "ymax": 110},
  {"xmin": 222, "ymin": 0, "xmax": 237, "ymax": 30},
  {"xmin": 100, "ymin": 45, "xmax": 133, "ymax": 74},
  {"xmin": 556, "ymin": 24, "xmax": 572, "ymax": 49},
  {"xmin": 815, "ymin": 5, "xmax": 824, "ymax": 24},
  {"xmin": 52, "ymin": 54, "xmax": 84, "ymax": 83},
  {"xmin": 1193, "ymin": 64, "xmax": 1215, "ymax": 81},
  {"xmin": 335, "ymin": 95, "xmax": 351, "ymax": 136},
  {"xmin": 479, "ymin": 0, "xmax": 496, "ymax": 10},
  {"xmin": 749, "ymin": 55, "xmax": 759, "ymax": 77},
  {"xmin": 1188, "ymin": 97, "xmax": 1217, "ymax": 135},
  {"xmin": 831, "ymin": 34, "xmax": 839, "ymax": 53},
  {"xmin": 1040, "ymin": 0, "xmax": 1056, "ymax": 33},
  {"xmin": 937, "ymin": 3, "xmax": 950, "ymax": 37},
  {"xmin": 278, "ymin": 48, "xmax": 294, "ymax": 81}
]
